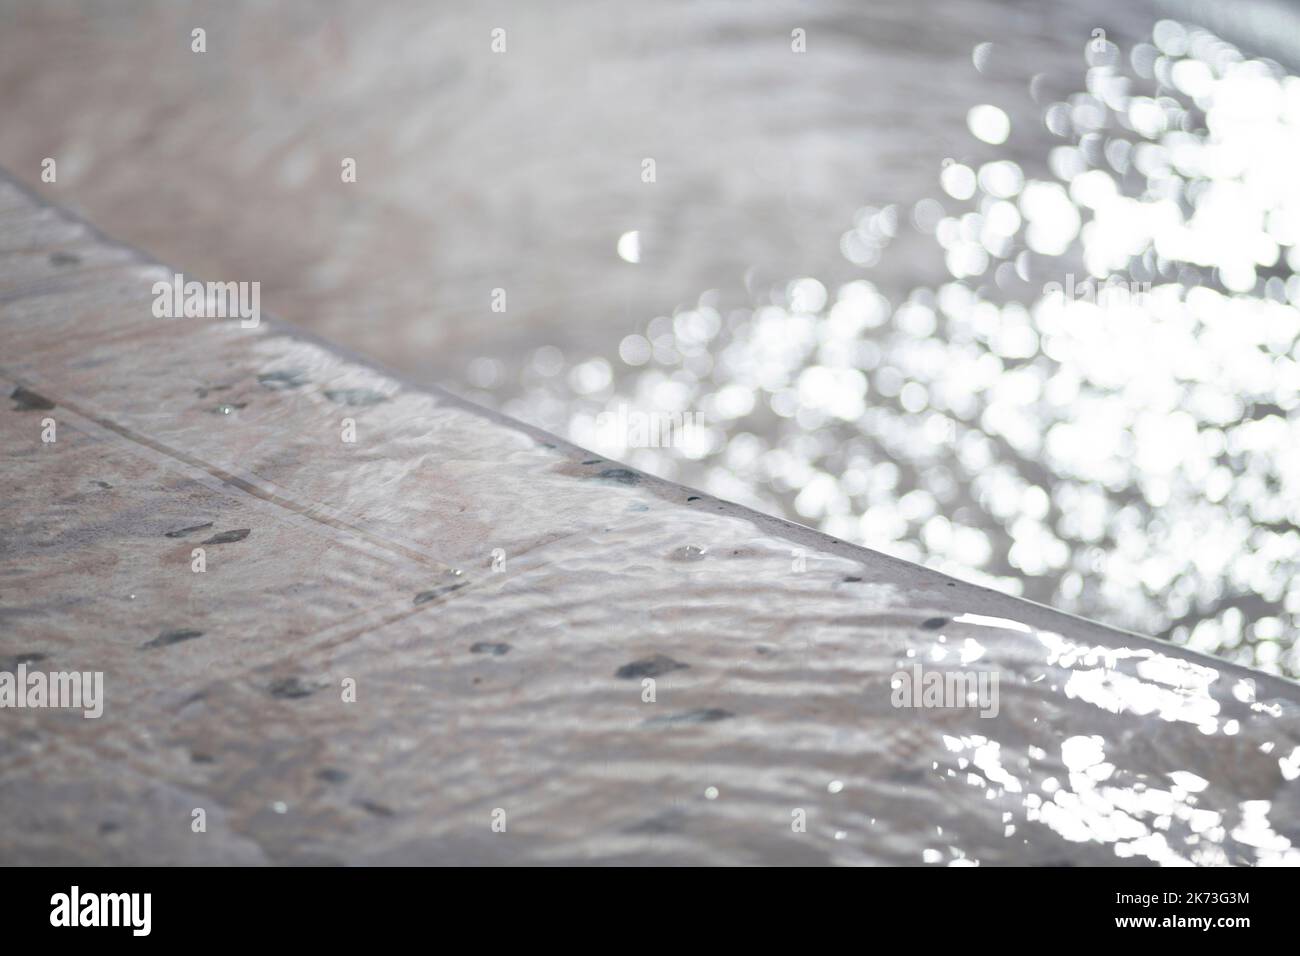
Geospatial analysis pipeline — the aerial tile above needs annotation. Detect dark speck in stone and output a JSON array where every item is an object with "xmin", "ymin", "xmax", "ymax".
[
  {"xmin": 624, "ymin": 810, "xmax": 686, "ymax": 834},
  {"xmin": 596, "ymin": 467, "xmax": 639, "ymax": 485},
  {"xmin": 687, "ymin": 496, "xmax": 701, "ymax": 502},
  {"xmin": 359, "ymin": 801, "xmax": 395, "ymax": 818},
  {"xmin": 269, "ymin": 677, "xmax": 318, "ymax": 700},
  {"xmin": 165, "ymin": 522, "xmax": 213, "ymax": 538},
  {"xmin": 470, "ymin": 642, "xmax": 511, "ymax": 656},
  {"xmin": 10, "ymin": 386, "xmax": 54, "ymax": 411},
  {"xmin": 843, "ymin": 576, "xmax": 863, "ymax": 583},
  {"xmin": 323, "ymin": 387, "xmax": 387, "ymax": 406},
  {"xmin": 414, "ymin": 574, "xmax": 467, "ymax": 605},
  {"xmin": 49, "ymin": 251, "xmax": 81, "ymax": 266},
  {"xmin": 201, "ymin": 529, "xmax": 250, "ymax": 545},
  {"xmin": 616, "ymin": 654, "xmax": 688, "ymax": 679},
  {"xmin": 645, "ymin": 708, "xmax": 734, "ymax": 726},
  {"xmin": 581, "ymin": 459, "xmax": 602, "ymax": 465},
  {"xmin": 98, "ymin": 821, "xmax": 120, "ymax": 835},
  {"xmin": 141, "ymin": 629, "xmax": 204, "ymax": 650},
  {"xmin": 317, "ymin": 768, "xmax": 350, "ymax": 784},
  {"xmin": 191, "ymin": 752, "xmax": 215, "ymax": 764},
  {"xmin": 1, "ymin": 652, "xmax": 48, "ymax": 670},
  {"xmin": 921, "ymin": 617, "xmax": 947, "ymax": 630},
  {"xmin": 258, "ymin": 369, "xmax": 309, "ymax": 390},
  {"xmin": 93, "ymin": 480, "xmax": 112, "ymax": 489}
]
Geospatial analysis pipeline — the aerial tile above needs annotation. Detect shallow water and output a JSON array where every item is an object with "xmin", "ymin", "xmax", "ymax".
[
  {"xmin": 464, "ymin": 19, "xmax": 1300, "ymax": 681},
  {"xmin": 3, "ymin": 176, "xmax": 1300, "ymax": 864},
  {"xmin": 0, "ymin": 3, "xmax": 1296, "ymax": 675}
]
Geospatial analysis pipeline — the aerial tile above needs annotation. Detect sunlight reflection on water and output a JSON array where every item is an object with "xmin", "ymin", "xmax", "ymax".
[{"xmin": 468, "ymin": 19, "xmax": 1300, "ymax": 679}]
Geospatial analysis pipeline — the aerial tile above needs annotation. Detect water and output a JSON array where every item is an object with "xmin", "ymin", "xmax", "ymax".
[
  {"xmin": 462, "ymin": 20, "xmax": 1300, "ymax": 681},
  {"xmin": 3, "ymin": 174, "xmax": 1300, "ymax": 864},
  {"xmin": 0, "ymin": 4, "xmax": 1296, "ymax": 675}
]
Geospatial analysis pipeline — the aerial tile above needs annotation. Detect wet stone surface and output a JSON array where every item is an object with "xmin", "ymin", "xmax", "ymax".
[{"xmin": 0, "ymin": 176, "xmax": 1298, "ymax": 866}]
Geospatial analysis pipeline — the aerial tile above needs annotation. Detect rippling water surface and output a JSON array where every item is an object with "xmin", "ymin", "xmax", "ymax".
[
  {"xmin": 1, "ymin": 2, "xmax": 1297, "ymax": 681},
  {"xmin": 4, "ymin": 175, "xmax": 1299, "ymax": 864},
  {"xmin": 462, "ymin": 20, "xmax": 1300, "ymax": 679},
  {"xmin": 3, "ymin": 2, "xmax": 1300, "ymax": 863}
]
